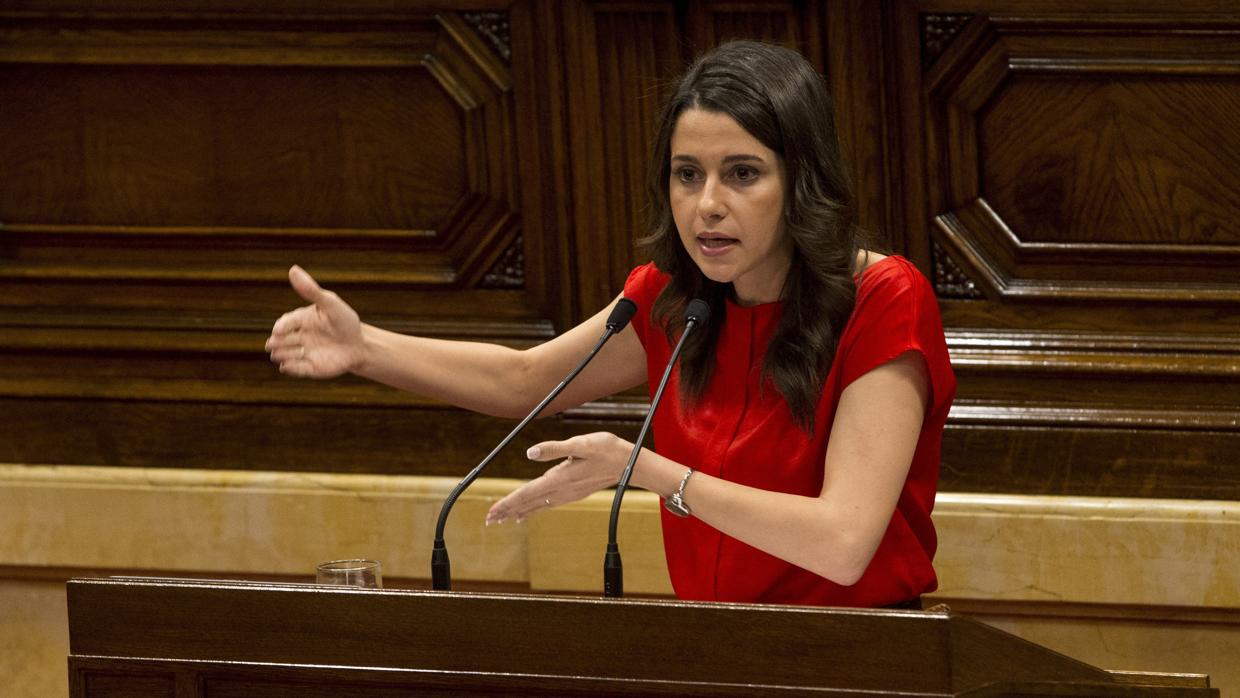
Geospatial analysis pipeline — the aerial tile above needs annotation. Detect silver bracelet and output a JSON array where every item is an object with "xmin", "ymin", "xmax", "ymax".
[{"xmin": 664, "ymin": 468, "xmax": 694, "ymax": 518}]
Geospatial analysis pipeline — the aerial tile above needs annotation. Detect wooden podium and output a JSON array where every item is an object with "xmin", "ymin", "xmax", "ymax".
[{"xmin": 67, "ymin": 577, "xmax": 1215, "ymax": 697}]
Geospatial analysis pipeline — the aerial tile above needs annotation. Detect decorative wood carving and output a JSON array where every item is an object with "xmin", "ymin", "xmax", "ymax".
[
  {"xmin": 931, "ymin": 239, "xmax": 984, "ymax": 300},
  {"xmin": 463, "ymin": 11, "xmax": 512, "ymax": 63},
  {"xmin": 920, "ymin": 13, "xmax": 973, "ymax": 69},
  {"xmin": 482, "ymin": 233, "xmax": 525, "ymax": 289}
]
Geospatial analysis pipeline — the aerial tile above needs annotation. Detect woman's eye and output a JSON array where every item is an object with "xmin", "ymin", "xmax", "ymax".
[
  {"xmin": 732, "ymin": 166, "xmax": 756, "ymax": 182},
  {"xmin": 675, "ymin": 168, "xmax": 698, "ymax": 183}
]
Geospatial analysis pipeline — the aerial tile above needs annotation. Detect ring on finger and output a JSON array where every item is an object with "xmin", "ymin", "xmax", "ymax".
[{"xmin": 544, "ymin": 498, "xmax": 551, "ymax": 506}]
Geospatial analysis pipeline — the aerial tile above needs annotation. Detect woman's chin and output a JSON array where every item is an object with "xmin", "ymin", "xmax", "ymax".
[
  {"xmin": 698, "ymin": 267, "xmax": 735, "ymax": 286},
  {"xmin": 689, "ymin": 256, "xmax": 736, "ymax": 285}
]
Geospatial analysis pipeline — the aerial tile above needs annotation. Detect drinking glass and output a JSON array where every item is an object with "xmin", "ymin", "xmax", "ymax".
[{"xmin": 315, "ymin": 559, "xmax": 382, "ymax": 588}]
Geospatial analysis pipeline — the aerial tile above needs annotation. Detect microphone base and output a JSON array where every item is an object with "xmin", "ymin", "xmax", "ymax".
[
  {"xmin": 603, "ymin": 544, "xmax": 623, "ymax": 598},
  {"xmin": 431, "ymin": 540, "xmax": 451, "ymax": 591}
]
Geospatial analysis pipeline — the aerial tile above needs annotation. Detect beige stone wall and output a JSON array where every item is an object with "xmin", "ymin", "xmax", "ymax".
[{"xmin": 2, "ymin": 465, "xmax": 1237, "ymax": 696}]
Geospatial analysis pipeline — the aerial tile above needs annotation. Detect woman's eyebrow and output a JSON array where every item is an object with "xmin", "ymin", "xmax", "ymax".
[
  {"xmin": 723, "ymin": 154, "xmax": 765, "ymax": 164},
  {"xmin": 671, "ymin": 153, "xmax": 766, "ymax": 164}
]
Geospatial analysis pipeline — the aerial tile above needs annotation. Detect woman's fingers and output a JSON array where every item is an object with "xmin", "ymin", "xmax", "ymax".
[
  {"xmin": 525, "ymin": 439, "xmax": 571, "ymax": 462},
  {"xmin": 486, "ymin": 475, "xmax": 559, "ymax": 524},
  {"xmin": 526, "ymin": 432, "xmax": 611, "ymax": 462},
  {"xmin": 265, "ymin": 308, "xmax": 307, "ymax": 369},
  {"xmin": 486, "ymin": 433, "xmax": 633, "ymax": 525},
  {"xmin": 268, "ymin": 344, "xmax": 303, "ymax": 363},
  {"xmin": 268, "ymin": 305, "xmax": 312, "ymax": 340}
]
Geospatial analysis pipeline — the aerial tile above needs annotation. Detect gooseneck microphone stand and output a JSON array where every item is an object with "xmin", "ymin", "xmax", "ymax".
[
  {"xmin": 604, "ymin": 299, "xmax": 710, "ymax": 598},
  {"xmin": 432, "ymin": 298, "xmax": 638, "ymax": 591}
]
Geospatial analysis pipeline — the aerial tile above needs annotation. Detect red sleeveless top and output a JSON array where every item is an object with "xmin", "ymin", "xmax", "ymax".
[{"xmin": 623, "ymin": 256, "xmax": 955, "ymax": 607}]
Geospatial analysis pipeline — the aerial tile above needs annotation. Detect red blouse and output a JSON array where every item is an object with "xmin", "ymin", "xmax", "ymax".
[{"xmin": 623, "ymin": 256, "xmax": 955, "ymax": 607}]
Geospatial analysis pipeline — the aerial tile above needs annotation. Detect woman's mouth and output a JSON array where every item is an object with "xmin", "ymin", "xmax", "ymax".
[{"xmin": 697, "ymin": 234, "xmax": 738, "ymax": 255}]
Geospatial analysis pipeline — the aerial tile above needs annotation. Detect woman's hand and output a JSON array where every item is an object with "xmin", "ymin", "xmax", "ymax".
[
  {"xmin": 486, "ymin": 432, "xmax": 637, "ymax": 524},
  {"xmin": 265, "ymin": 265, "xmax": 365, "ymax": 378}
]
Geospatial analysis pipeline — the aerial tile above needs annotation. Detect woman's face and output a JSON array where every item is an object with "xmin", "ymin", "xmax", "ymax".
[{"xmin": 669, "ymin": 108, "xmax": 791, "ymax": 306}]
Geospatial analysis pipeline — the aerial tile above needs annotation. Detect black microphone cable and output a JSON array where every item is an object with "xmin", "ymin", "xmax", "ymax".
[
  {"xmin": 432, "ymin": 298, "xmax": 638, "ymax": 591},
  {"xmin": 603, "ymin": 298, "xmax": 710, "ymax": 598}
]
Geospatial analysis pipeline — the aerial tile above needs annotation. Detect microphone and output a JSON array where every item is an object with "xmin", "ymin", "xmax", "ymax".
[
  {"xmin": 432, "ymin": 298, "xmax": 638, "ymax": 591},
  {"xmin": 603, "ymin": 298, "xmax": 710, "ymax": 598}
]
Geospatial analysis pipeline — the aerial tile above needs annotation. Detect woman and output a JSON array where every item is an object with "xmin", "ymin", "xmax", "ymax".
[{"xmin": 266, "ymin": 40, "xmax": 954, "ymax": 608}]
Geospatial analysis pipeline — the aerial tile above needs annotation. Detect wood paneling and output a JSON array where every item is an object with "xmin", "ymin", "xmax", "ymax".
[
  {"xmin": 0, "ymin": 2, "xmax": 552, "ymax": 474},
  {"xmin": 923, "ymin": 14, "xmax": 1240, "ymax": 298},
  {"xmin": 2, "ymin": 0, "xmax": 1237, "ymax": 503},
  {"xmin": 885, "ymin": 1, "xmax": 1240, "ymax": 498},
  {"xmin": 1, "ymin": 65, "xmax": 464, "ymax": 230},
  {"xmin": 979, "ymin": 78, "xmax": 1240, "ymax": 247},
  {"xmin": 561, "ymin": 1, "xmax": 681, "ymax": 315},
  {"xmin": 0, "ymin": 10, "xmax": 519, "ymax": 298}
]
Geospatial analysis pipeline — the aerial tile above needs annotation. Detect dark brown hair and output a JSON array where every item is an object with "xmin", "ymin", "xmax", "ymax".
[{"xmin": 640, "ymin": 40, "xmax": 866, "ymax": 432}]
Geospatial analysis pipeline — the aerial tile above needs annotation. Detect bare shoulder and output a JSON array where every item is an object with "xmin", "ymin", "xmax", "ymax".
[{"xmin": 854, "ymin": 249, "xmax": 888, "ymax": 274}]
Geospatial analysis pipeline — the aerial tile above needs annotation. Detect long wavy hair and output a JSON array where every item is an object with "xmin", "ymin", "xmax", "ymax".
[{"xmin": 639, "ymin": 40, "xmax": 867, "ymax": 433}]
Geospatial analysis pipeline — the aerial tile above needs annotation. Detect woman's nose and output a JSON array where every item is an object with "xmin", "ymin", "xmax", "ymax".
[{"xmin": 697, "ymin": 181, "xmax": 726, "ymax": 220}]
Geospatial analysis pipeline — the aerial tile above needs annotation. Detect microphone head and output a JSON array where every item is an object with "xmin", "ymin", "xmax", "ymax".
[
  {"xmin": 685, "ymin": 299, "xmax": 711, "ymax": 327},
  {"xmin": 607, "ymin": 298, "xmax": 638, "ymax": 331}
]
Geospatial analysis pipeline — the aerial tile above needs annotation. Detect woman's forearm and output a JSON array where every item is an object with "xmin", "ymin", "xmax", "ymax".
[
  {"xmin": 353, "ymin": 324, "xmax": 538, "ymax": 419},
  {"xmin": 351, "ymin": 297, "xmax": 649, "ymax": 420},
  {"xmin": 634, "ymin": 451, "xmax": 877, "ymax": 585}
]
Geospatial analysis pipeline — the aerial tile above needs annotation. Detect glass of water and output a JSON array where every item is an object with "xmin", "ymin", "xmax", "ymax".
[{"xmin": 315, "ymin": 559, "xmax": 382, "ymax": 588}]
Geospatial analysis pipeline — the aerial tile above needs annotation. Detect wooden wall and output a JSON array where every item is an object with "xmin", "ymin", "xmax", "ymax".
[
  {"xmin": 872, "ymin": 0, "xmax": 1240, "ymax": 499},
  {"xmin": 1, "ymin": 0, "xmax": 1237, "ymax": 500}
]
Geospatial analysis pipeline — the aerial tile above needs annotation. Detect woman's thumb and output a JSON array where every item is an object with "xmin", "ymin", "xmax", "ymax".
[{"xmin": 288, "ymin": 265, "xmax": 325, "ymax": 304}]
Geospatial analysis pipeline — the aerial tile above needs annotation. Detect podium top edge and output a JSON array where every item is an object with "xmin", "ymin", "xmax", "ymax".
[{"xmin": 67, "ymin": 575, "xmax": 951, "ymax": 618}]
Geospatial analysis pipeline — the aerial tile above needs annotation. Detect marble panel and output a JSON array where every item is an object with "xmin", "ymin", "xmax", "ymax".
[
  {"xmin": 933, "ymin": 493, "xmax": 1240, "ymax": 607},
  {"xmin": 0, "ymin": 578, "xmax": 69, "ymax": 698},
  {"xmin": 3, "ymin": 464, "xmax": 1238, "ymax": 698}
]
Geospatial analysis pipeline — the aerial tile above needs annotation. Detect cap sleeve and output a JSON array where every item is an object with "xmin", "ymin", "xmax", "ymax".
[
  {"xmin": 839, "ymin": 259, "xmax": 955, "ymax": 412},
  {"xmin": 621, "ymin": 262, "xmax": 667, "ymax": 351}
]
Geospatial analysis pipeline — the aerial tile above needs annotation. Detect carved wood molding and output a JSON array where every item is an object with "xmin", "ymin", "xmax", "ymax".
[
  {"xmin": 931, "ymin": 238, "xmax": 984, "ymax": 300},
  {"xmin": 462, "ymin": 11, "xmax": 512, "ymax": 63},
  {"xmin": 947, "ymin": 404, "xmax": 1240, "ymax": 432},
  {"xmin": 0, "ymin": 11, "xmax": 523, "ymax": 295},
  {"xmin": 947, "ymin": 340, "xmax": 1240, "ymax": 379},
  {"xmin": 482, "ymin": 233, "xmax": 525, "ymax": 289},
  {"xmin": 942, "ymin": 321, "xmax": 1240, "ymax": 449},
  {"xmin": 924, "ymin": 15, "xmax": 1240, "ymax": 305},
  {"xmin": 933, "ymin": 203, "xmax": 1240, "ymax": 304},
  {"xmin": 0, "ymin": 310, "xmax": 555, "ymax": 347},
  {"xmin": 920, "ymin": 13, "xmax": 973, "ymax": 69}
]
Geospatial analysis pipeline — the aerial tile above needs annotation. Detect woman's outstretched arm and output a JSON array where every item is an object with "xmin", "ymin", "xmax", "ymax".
[{"xmin": 265, "ymin": 265, "xmax": 647, "ymax": 419}]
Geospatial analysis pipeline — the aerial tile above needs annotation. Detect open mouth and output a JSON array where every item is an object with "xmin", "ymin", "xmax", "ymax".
[{"xmin": 697, "ymin": 235, "xmax": 738, "ymax": 249}]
